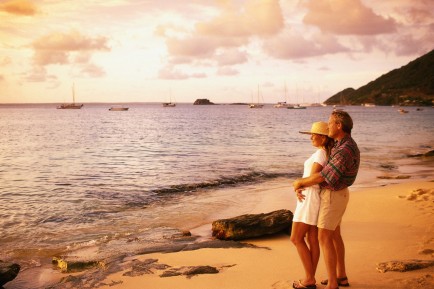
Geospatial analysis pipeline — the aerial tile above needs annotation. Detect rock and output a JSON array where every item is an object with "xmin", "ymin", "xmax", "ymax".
[
  {"xmin": 160, "ymin": 265, "xmax": 219, "ymax": 278},
  {"xmin": 376, "ymin": 259, "xmax": 434, "ymax": 273},
  {"xmin": 0, "ymin": 260, "xmax": 20, "ymax": 286},
  {"xmin": 123, "ymin": 259, "xmax": 170, "ymax": 277},
  {"xmin": 407, "ymin": 150, "xmax": 434, "ymax": 158},
  {"xmin": 52, "ymin": 256, "xmax": 103, "ymax": 273},
  {"xmin": 212, "ymin": 209, "xmax": 293, "ymax": 240},
  {"xmin": 193, "ymin": 99, "xmax": 215, "ymax": 105}
]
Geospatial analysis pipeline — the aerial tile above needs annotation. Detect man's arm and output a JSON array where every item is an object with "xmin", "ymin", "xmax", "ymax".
[{"xmin": 293, "ymin": 172, "xmax": 325, "ymax": 191}]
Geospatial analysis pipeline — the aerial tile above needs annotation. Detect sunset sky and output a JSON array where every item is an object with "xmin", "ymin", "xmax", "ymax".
[{"xmin": 1, "ymin": 0, "xmax": 433, "ymax": 104}]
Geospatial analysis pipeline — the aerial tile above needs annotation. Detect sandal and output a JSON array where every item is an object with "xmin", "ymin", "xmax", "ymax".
[
  {"xmin": 292, "ymin": 280, "xmax": 317, "ymax": 289},
  {"xmin": 320, "ymin": 276, "xmax": 349, "ymax": 287}
]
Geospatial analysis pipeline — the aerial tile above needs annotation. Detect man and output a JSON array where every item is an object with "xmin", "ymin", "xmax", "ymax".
[{"xmin": 293, "ymin": 110, "xmax": 360, "ymax": 289}]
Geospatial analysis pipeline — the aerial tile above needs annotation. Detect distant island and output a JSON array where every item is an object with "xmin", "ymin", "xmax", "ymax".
[
  {"xmin": 325, "ymin": 49, "xmax": 434, "ymax": 106},
  {"xmin": 194, "ymin": 99, "xmax": 216, "ymax": 105}
]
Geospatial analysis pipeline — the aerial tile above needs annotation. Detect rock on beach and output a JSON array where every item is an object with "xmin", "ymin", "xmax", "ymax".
[{"xmin": 212, "ymin": 209, "xmax": 293, "ymax": 240}]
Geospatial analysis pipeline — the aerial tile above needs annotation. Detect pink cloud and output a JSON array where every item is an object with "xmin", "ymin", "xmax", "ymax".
[
  {"xmin": 196, "ymin": 0, "xmax": 284, "ymax": 37},
  {"xmin": 0, "ymin": 0, "xmax": 37, "ymax": 16},
  {"xmin": 80, "ymin": 64, "xmax": 105, "ymax": 78},
  {"xmin": 264, "ymin": 31, "xmax": 348, "ymax": 59},
  {"xmin": 31, "ymin": 30, "xmax": 109, "ymax": 68},
  {"xmin": 303, "ymin": 0, "xmax": 397, "ymax": 35},
  {"xmin": 0, "ymin": 56, "xmax": 12, "ymax": 66},
  {"xmin": 215, "ymin": 49, "xmax": 248, "ymax": 66},
  {"xmin": 158, "ymin": 65, "xmax": 207, "ymax": 80},
  {"xmin": 160, "ymin": 0, "xmax": 283, "ymax": 72},
  {"xmin": 217, "ymin": 66, "xmax": 239, "ymax": 76}
]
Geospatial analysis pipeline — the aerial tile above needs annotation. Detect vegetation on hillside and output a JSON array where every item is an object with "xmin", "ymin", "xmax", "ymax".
[{"xmin": 325, "ymin": 49, "xmax": 434, "ymax": 106}]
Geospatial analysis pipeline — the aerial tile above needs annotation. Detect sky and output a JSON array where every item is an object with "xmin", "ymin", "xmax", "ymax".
[{"xmin": 0, "ymin": 0, "xmax": 433, "ymax": 104}]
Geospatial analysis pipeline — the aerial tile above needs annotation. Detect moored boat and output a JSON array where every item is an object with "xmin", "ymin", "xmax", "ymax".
[
  {"xmin": 109, "ymin": 106, "xmax": 129, "ymax": 111},
  {"xmin": 57, "ymin": 83, "xmax": 83, "ymax": 109}
]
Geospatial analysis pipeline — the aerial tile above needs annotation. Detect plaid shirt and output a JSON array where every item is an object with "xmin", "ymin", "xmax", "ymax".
[{"xmin": 320, "ymin": 135, "xmax": 360, "ymax": 191}]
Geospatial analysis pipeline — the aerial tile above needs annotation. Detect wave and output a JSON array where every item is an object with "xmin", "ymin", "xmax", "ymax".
[{"xmin": 151, "ymin": 170, "xmax": 297, "ymax": 197}]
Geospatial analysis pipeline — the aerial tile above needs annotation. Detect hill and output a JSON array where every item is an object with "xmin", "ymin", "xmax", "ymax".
[{"xmin": 325, "ymin": 49, "xmax": 434, "ymax": 106}]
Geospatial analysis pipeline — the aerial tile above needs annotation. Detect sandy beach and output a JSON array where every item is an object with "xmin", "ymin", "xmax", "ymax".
[
  {"xmin": 5, "ymin": 167, "xmax": 434, "ymax": 289},
  {"xmin": 86, "ymin": 178, "xmax": 433, "ymax": 289}
]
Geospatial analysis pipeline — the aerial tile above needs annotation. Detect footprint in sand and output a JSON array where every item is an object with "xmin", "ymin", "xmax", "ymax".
[
  {"xmin": 399, "ymin": 188, "xmax": 434, "ymax": 203},
  {"xmin": 272, "ymin": 280, "xmax": 293, "ymax": 289}
]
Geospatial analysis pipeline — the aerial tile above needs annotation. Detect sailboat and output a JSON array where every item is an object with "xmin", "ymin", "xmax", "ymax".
[
  {"xmin": 249, "ymin": 85, "xmax": 264, "ymax": 108},
  {"xmin": 57, "ymin": 83, "xmax": 83, "ymax": 109},
  {"xmin": 274, "ymin": 83, "xmax": 293, "ymax": 108},
  {"xmin": 287, "ymin": 84, "xmax": 306, "ymax": 109},
  {"xmin": 162, "ymin": 89, "xmax": 176, "ymax": 107}
]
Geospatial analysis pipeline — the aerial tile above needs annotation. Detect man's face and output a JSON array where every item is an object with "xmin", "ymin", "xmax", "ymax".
[{"xmin": 328, "ymin": 115, "xmax": 339, "ymax": 139}]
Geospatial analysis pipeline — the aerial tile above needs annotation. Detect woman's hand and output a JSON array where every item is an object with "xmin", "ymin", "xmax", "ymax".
[{"xmin": 295, "ymin": 188, "xmax": 305, "ymax": 201}]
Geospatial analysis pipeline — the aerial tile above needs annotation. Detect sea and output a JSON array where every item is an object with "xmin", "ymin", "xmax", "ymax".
[{"xmin": 1, "ymin": 103, "xmax": 433, "ymax": 287}]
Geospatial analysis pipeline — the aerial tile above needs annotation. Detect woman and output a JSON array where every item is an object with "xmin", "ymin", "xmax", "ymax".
[{"xmin": 290, "ymin": 121, "xmax": 334, "ymax": 289}]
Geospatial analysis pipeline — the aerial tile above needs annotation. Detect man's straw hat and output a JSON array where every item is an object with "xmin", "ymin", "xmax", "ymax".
[{"xmin": 299, "ymin": 121, "xmax": 329, "ymax": 135}]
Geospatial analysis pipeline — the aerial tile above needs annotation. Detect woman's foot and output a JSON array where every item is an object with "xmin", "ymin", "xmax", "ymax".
[
  {"xmin": 320, "ymin": 276, "xmax": 349, "ymax": 287},
  {"xmin": 292, "ymin": 280, "xmax": 317, "ymax": 289}
]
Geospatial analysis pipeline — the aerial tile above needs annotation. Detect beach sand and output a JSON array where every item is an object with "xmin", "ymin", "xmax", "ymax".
[{"xmin": 89, "ymin": 179, "xmax": 434, "ymax": 289}]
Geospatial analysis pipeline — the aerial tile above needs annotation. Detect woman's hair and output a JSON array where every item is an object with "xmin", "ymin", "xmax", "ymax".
[
  {"xmin": 322, "ymin": 135, "xmax": 334, "ymax": 158},
  {"xmin": 331, "ymin": 110, "xmax": 353, "ymax": 134}
]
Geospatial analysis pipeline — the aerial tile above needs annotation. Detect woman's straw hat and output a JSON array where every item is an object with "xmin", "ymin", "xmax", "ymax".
[{"xmin": 299, "ymin": 121, "xmax": 329, "ymax": 135}]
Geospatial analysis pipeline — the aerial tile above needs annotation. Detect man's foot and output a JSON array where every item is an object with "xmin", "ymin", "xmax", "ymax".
[{"xmin": 320, "ymin": 276, "xmax": 349, "ymax": 287}]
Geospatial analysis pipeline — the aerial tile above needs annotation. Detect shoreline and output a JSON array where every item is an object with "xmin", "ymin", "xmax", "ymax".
[
  {"xmin": 4, "ymin": 157, "xmax": 434, "ymax": 288},
  {"xmin": 99, "ymin": 180, "xmax": 434, "ymax": 289}
]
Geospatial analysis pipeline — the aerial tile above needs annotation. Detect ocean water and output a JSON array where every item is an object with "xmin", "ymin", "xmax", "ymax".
[{"xmin": 1, "ymin": 103, "xmax": 433, "ymax": 276}]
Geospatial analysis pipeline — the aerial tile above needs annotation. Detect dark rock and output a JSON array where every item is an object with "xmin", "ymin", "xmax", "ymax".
[
  {"xmin": 407, "ymin": 150, "xmax": 434, "ymax": 158},
  {"xmin": 160, "ymin": 265, "xmax": 219, "ymax": 278},
  {"xmin": 212, "ymin": 209, "xmax": 293, "ymax": 240},
  {"xmin": 123, "ymin": 259, "xmax": 170, "ymax": 277},
  {"xmin": 377, "ymin": 259, "xmax": 434, "ymax": 273},
  {"xmin": 193, "ymin": 99, "xmax": 215, "ymax": 105},
  {"xmin": 52, "ymin": 256, "xmax": 103, "ymax": 273},
  {"xmin": 0, "ymin": 260, "xmax": 20, "ymax": 286}
]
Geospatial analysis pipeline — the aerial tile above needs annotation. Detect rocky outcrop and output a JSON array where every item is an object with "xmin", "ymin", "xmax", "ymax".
[
  {"xmin": 160, "ymin": 265, "xmax": 219, "ymax": 278},
  {"xmin": 193, "ymin": 99, "xmax": 215, "ymax": 105},
  {"xmin": 377, "ymin": 259, "xmax": 434, "ymax": 273},
  {"xmin": 407, "ymin": 149, "xmax": 434, "ymax": 158},
  {"xmin": 212, "ymin": 209, "xmax": 293, "ymax": 240},
  {"xmin": 0, "ymin": 260, "xmax": 20, "ymax": 286}
]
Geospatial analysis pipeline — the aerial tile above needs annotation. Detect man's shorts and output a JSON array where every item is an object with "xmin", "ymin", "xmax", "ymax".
[{"xmin": 317, "ymin": 188, "xmax": 349, "ymax": 230}]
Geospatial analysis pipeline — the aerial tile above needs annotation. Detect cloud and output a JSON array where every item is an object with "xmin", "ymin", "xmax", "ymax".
[
  {"xmin": 217, "ymin": 66, "xmax": 239, "ymax": 76},
  {"xmin": 0, "ymin": 0, "xmax": 37, "ymax": 16},
  {"xmin": 303, "ymin": 0, "xmax": 397, "ymax": 35},
  {"xmin": 159, "ymin": 0, "xmax": 283, "ymax": 74},
  {"xmin": 215, "ymin": 49, "xmax": 248, "ymax": 66},
  {"xmin": 196, "ymin": 0, "xmax": 284, "ymax": 37},
  {"xmin": 23, "ymin": 67, "xmax": 57, "ymax": 82},
  {"xmin": 0, "ymin": 56, "xmax": 12, "ymax": 66},
  {"xmin": 264, "ymin": 31, "xmax": 349, "ymax": 59},
  {"xmin": 158, "ymin": 65, "xmax": 207, "ymax": 80},
  {"xmin": 80, "ymin": 63, "xmax": 106, "ymax": 78},
  {"xmin": 31, "ymin": 30, "xmax": 109, "ymax": 68}
]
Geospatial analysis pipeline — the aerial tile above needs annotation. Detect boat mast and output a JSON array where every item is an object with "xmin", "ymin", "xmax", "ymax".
[{"xmin": 72, "ymin": 83, "xmax": 76, "ymax": 104}]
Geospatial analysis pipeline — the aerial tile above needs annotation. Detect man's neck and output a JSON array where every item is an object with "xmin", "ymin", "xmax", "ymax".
[{"xmin": 334, "ymin": 132, "xmax": 349, "ymax": 142}]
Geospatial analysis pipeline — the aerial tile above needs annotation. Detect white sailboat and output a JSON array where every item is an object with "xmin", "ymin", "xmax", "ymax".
[
  {"xmin": 249, "ymin": 85, "xmax": 264, "ymax": 108},
  {"xmin": 57, "ymin": 83, "xmax": 83, "ymax": 109},
  {"xmin": 274, "ymin": 83, "xmax": 293, "ymax": 108},
  {"xmin": 163, "ymin": 89, "xmax": 176, "ymax": 107}
]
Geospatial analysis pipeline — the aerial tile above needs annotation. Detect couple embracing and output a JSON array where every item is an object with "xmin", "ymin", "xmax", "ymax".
[{"xmin": 290, "ymin": 110, "xmax": 360, "ymax": 289}]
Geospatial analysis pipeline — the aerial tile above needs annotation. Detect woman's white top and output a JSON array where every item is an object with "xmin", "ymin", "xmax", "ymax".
[{"xmin": 293, "ymin": 148, "xmax": 328, "ymax": 225}]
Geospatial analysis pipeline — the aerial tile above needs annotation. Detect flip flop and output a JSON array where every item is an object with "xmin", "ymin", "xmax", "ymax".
[
  {"xmin": 292, "ymin": 280, "xmax": 317, "ymax": 289},
  {"xmin": 320, "ymin": 276, "xmax": 350, "ymax": 287}
]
